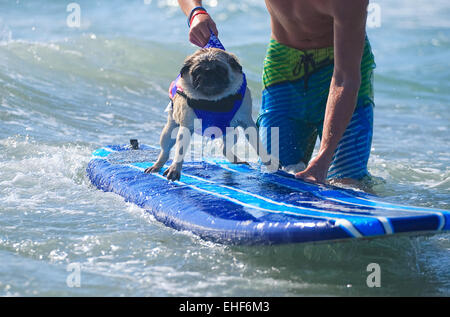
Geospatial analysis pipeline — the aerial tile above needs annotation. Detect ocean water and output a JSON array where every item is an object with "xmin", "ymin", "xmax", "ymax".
[{"xmin": 0, "ymin": 0, "xmax": 449, "ymax": 296}]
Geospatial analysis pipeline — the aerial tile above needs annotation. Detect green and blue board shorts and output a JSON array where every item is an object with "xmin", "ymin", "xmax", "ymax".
[{"xmin": 257, "ymin": 37, "xmax": 376, "ymax": 180}]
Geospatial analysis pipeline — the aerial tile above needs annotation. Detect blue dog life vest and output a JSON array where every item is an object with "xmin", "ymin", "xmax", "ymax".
[{"xmin": 168, "ymin": 32, "xmax": 247, "ymax": 138}]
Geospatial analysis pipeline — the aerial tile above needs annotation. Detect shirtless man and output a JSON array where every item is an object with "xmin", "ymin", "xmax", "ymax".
[{"xmin": 177, "ymin": 0, "xmax": 376, "ymax": 184}]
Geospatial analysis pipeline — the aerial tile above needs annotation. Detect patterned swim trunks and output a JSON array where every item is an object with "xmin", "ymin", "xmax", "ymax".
[{"xmin": 257, "ymin": 36, "xmax": 376, "ymax": 180}]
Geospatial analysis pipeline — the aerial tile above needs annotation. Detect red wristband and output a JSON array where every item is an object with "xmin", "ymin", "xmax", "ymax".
[{"xmin": 189, "ymin": 10, "xmax": 208, "ymax": 27}]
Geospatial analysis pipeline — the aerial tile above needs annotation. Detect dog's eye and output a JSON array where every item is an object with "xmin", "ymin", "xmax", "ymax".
[
  {"xmin": 180, "ymin": 65, "xmax": 190, "ymax": 78},
  {"xmin": 191, "ymin": 67, "xmax": 202, "ymax": 78}
]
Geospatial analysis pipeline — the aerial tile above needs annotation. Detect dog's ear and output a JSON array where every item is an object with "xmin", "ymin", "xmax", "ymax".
[
  {"xmin": 227, "ymin": 54, "xmax": 243, "ymax": 73},
  {"xmin": 180, "ymin": 59, "xmax": 193, "ymax": 78}
]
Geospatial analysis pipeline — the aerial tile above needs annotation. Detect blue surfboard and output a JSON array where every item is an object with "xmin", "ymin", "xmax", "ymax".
[{"xmin": 86, "ymin": 143, "xmax": 450, "ymax": 245}]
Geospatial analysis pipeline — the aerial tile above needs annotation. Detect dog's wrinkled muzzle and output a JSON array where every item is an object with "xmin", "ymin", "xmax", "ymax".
[{"xmin": 192, "ymin": 65, "xmax": 230, "ymax": 96}]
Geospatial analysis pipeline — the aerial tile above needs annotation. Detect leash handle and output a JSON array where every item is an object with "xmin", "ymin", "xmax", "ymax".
[{"xmin": 204, "ymin": 30, "xmax": 225, "ymax": 50}]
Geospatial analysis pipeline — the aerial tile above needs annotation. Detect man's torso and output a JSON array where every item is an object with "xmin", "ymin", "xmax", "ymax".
[{"xmin": 265, "ymin": 0, "xmax": 334, "ymax": 50}]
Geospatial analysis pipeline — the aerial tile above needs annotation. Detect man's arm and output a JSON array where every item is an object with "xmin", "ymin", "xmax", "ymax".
[
  {"xmin": 177, "ymin": 0, "xmax": 218, "ymax": 47},
  {"xmin": 295, "ymin": 0, "xmax": 368, "ymax": 183}
]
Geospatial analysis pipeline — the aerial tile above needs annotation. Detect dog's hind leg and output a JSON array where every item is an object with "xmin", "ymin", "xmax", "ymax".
[
  {"xmin": 222, "ymin": 129, "xmax": 247, "ymax": 164},
  {"xmin": 240, "ymin": 119, "xmax": 279, "ymax": 172}
]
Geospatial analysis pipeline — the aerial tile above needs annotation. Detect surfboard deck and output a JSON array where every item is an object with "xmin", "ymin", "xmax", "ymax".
[{"xmin": 86, "ymin": 144, "xmax": 450, "ymax": 245}]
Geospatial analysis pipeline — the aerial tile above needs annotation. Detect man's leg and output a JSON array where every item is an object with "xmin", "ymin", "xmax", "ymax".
[
  {"xmin": 257, "ymin": 38, "xmax": 333, "ymax": 171},
  {"xmin": 257, "ymin": 110, "xmax": 317, "ymax": 171}
]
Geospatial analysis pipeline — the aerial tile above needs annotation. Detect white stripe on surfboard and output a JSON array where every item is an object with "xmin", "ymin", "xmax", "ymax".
[
  {"xmin": 182, "ymin": 170, "xmax": 391, "ymax": 231},
  {"xmin": 182, "ymin": 172, "xmax": 381, "ymax": 237},
  {"xmin": 208, "ymin": 159, "xmax": 445, "ymax": 231},
  {"xmin": 126, "ymin": 164, "xmax": 363, "ymax": 238},
  {"xmin": 327, "ymin": 195, "xmax": 445, "ymax": 231},
  {"xmin": 207, "ymin": 161, "xmax": 393, "ymax": 234}
]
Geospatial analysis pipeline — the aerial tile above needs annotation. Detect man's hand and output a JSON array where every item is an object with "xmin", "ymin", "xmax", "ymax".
[
  {"xmin": 177, "ymin": 0, "xmax": 218, "ymax": 47},
  {"xmin": 189, "ymin": 13, "xmax": 218, "ymax": 47},
  {"xmin": 295, "ymin": 155, "xmax": 329, "ymax": 184}
]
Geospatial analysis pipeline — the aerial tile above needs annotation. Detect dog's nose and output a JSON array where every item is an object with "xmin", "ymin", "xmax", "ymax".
[
  {"xmin": 193, "ymin": 66, "xmax": 230, "ymax": 96},
  {"xmin": 203, "ymin": 68, "xmax": 222, "ymax": 82}
]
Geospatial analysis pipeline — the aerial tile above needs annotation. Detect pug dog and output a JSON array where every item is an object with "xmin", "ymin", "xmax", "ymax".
[{"xmin": 145, "ymin": 48, "xmax": 276, "ymax": 181}]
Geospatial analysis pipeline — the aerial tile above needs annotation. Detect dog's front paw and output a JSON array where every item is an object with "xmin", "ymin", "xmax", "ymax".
[
  {"xmin": 163, "ymin": 165, "xmax": 181, "ymax": 181},
  {"xmin": 144, "ymin": 165, "xmax": 161, "ymax": 174}
]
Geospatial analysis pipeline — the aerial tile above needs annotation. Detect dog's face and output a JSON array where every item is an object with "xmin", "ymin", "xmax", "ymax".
[{"xmin": 179, "ymin": 48, "xmax": 243, "ymax": 98}]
